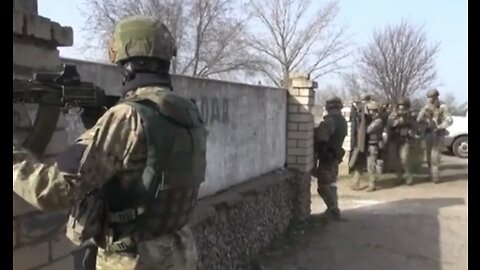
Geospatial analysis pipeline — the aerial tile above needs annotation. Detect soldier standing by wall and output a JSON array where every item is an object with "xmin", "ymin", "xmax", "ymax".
[
  {"xmin": 13, "ymin": 16, "xmax": 206, "ymax": 270},
  {"xmin": 416, "ymin": 89, "xmax": 453, "ymax": 183},
  {"xmin": 313, "ymin": 97, "xmax": 348, "ymax": 220},
  {"xmin": 387, "ymin": 97, "xmax": 417, "ymax": 185}
]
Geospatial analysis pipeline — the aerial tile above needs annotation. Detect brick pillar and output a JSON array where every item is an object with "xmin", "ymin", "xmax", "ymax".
[
  {"xmin": 285, "ymin": 73, "xmax": 317, "ymax": 222},
  {"xmin": 13, "ymin": 1, "xmax": 79, "ymax": 269}
]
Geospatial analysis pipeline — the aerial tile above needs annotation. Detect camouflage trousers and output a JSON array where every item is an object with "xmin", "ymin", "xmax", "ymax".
[
  {"xmin": 425, "ymin": 132, "xmax": 444, "ymax": 182},
  {"xmin": 390, "ymin": 139, "xmax": 414, "ymax": 184},
  {"xmin": 96, "ymin": 226, "xmax": 197, "ymax": 270},
  {"xmin": 315, "ymin": 159, "xmax": 339, "ymax": 210},
  {"xmin": 350, "ymin": 152, "xmax": 366, "ymax": 182},
  {"xmin": 366, "ymin": 145, "xmax": 382, "ymax": 184}
]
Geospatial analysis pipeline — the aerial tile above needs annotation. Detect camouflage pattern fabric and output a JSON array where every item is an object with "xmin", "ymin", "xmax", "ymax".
[
  {"xmin": 389, "ymin": 138, "xmax": 414, "ymax": 184},
  {"xmin": 387, "ymin": 109, "xmax": 414, "ymax": 185},
  {"xmin": 366, "ymin": 145, "xmax": 381, "ymax": 185},
  {"xmin": 315, "ymin": 159, "xmax": 339, "ymax": 210},
  {"xmin": 417, "ymin": 103, "xmax": 453, "ymax": 182},
  {"xmin": 424, "ymin": 133, "xmax": 444, "ymax": 182},
  {"xmin": 13, "ymin": 86, "xmax": 200, "ymax": 269},
  {"xmin": 96, "ymin": 226, "xmax": 197, "ymax": 270},
  {"xmin": 314, "ymin": 108, "xmax": 347, "ymax": 211}
]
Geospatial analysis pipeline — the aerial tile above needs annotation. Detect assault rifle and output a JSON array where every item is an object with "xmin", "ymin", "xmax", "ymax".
[{"xmin": 13, "ymin": 64, "xmax": 120, "ymax": 156}]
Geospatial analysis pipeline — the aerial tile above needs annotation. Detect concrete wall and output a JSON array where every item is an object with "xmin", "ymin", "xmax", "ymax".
[{"xmin": 61, "ymin": 58, "xmax": 287, "ymax": 198}]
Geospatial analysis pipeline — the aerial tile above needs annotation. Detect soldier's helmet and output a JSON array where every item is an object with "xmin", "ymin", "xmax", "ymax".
[
  {"xmin": 397, "ymin": 97, "xmax": 411, "ymax": 108},
  {"xmin": 426, "ymin": 88, "xmax": 440, "ymax": 98},
  {"xmin": 108, "ymin": 15, "xmax": 177, "ymax": 64},
  {"xmin": 325, "ymin": 96, "xmax": 343, "ymax": 110},
  {"xmin": 366, "ymin": 101, "xmax": 380, "ymax": 111},
  {"xmin": 361, "ymin": 93, "xmax": 372, "ymax": 102}
]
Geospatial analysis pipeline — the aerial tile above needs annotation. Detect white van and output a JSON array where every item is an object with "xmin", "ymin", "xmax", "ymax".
[{"xmin": 445, "ymin": 109, "xmax": 468, "ymax": 158}]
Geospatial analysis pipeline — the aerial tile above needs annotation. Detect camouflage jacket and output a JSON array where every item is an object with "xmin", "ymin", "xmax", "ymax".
[
  {"xmin": 13, "ymin": 87, "xmax": 168, "ymax": 211},
  {"xmin": 387, "ymin": 109, "xmax": 417, "ymax": 140},
  {"xmin": 416, "ymin": 103, "xmax": 453, "ymax": 131},
  {"xmin": 314, "ymin": 109, "xmax": 348, "ymax": 161}
]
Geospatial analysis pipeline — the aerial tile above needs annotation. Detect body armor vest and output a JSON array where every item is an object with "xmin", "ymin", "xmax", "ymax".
[
  {"xmin": 103, "ymin": 91, "xmax": 207, "ymax": 251},
  {"xmin": 324, "ymin": 113, "xmax": 348, "ymax": 159},
  {"xmin": 367, "ymin": 118, "xmax": 383, "ymax": 145},
  {"xmin": 66, "ymin": 74, "xmax": 207, "ymax": 254}
]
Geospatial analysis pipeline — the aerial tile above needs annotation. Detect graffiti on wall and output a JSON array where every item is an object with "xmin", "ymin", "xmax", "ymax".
[{"xmin": 192, "ymin": 97, "xmax": 230, "ymax": 125}]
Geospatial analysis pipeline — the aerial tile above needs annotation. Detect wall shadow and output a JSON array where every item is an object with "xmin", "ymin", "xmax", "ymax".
[{"xmin": 259, "ymin": 197, "xmax": 466, "ymax": 270}]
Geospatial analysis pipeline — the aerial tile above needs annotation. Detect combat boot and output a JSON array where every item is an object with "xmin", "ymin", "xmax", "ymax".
[
  {"xmin": 405, "ymin": 175, "xmax": 414, "ymax": 185},
  {"xmin": 365, "ymin": 183, "xmax": 376, "ymax": 192},
  {"xmin": 405, "ymin": 179, "xmax": 413, "ymax": 185},
  {"xmin": 350, "ymin": 172, "xmax": 367, "ymax": 190},
  {"xmin": 320, "ymin": 207, "xmax": 341, "ymax": 221}
]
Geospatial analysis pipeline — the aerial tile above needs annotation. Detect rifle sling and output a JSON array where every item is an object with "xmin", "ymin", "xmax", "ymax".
[{"xmin": 23, "ymin": 93, "xmax": 61, "ymax": 157}]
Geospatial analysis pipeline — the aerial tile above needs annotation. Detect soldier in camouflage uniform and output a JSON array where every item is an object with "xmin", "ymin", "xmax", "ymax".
[
  {"xmin": 387, "ymin": 97, "xmax": 417, "ymax": 185},
  {"xmin": 313, "ymin": 97, "xmax": 348, "ymax": 219},
  {"xmin": 416, "ymin": 89, "xmax": 453, "ymax": 183},
  {"xmin": 363, "ymin": 101, "xmax": 385, "ymax": 192},
  {"xmin": 13, "ymin": 16, "xmax": 206, "ymax": 270}
]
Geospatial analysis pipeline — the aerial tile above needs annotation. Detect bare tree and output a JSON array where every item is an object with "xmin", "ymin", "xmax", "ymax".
[
  {"xmin": 339, "ymin": 72, "xmax": 369, "ymax": 101},
  {"xmin": 315, "ymin": 84, "xmax": 353, "ymax": 105},
  {"xmin": 246, "ymin": 0, "xmax": 349, "ymax": 87},
  {"xmin": 442, "ymin": 92, "xmax": 466, "ymax": 116},
  {"xmin": 359, "ymin": 20, "xmax": 440, "ymax": 103},
  {"xmin": 80, "ymin": 0, "xmax": 257, "ymax": 78}
]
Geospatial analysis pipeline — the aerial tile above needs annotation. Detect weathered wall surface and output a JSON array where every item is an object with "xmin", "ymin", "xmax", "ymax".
[{"xmin": 61, "ymin": 58, "xmax": 287, "ymax": 198}]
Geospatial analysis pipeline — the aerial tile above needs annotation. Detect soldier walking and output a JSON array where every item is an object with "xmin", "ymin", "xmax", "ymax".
[
  {"xmin": 416, "ymin": 89, "xmax": 453, "ymax": 183},
  {"xmin": 387, "ymin": 97, "xmax": 417, "ymax": 185},
  {"xmin": 364, "ymin": 101, "xmax": 385, "ymax": 191}
]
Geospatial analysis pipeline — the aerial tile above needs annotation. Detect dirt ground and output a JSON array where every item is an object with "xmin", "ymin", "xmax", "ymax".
[{"xmin": 258, "ymin": 155, "xmax": 468, "ymax": 270}]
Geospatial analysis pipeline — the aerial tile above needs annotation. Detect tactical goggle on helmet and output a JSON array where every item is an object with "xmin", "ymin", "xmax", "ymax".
[{"xmin": 108, "ymin": 15, "xmax": 177, "ymax": 64}]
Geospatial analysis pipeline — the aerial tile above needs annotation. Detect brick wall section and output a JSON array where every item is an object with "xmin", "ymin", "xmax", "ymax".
[
  {"xmin": 13, "ymin": 1, "xmax": 77, "ymax": 269},
  {"xmin": 285, "ymin": 73, "xmax": 315, "ymax": 172},
  {"xmin": 284, "ymin": 73, "xmax": 316, "ymax": 222}
]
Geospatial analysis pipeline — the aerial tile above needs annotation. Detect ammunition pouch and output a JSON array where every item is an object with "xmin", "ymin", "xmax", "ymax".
[{"xmin": 66, "ymin": 190, "xmax": 108, "ymax": 249}]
